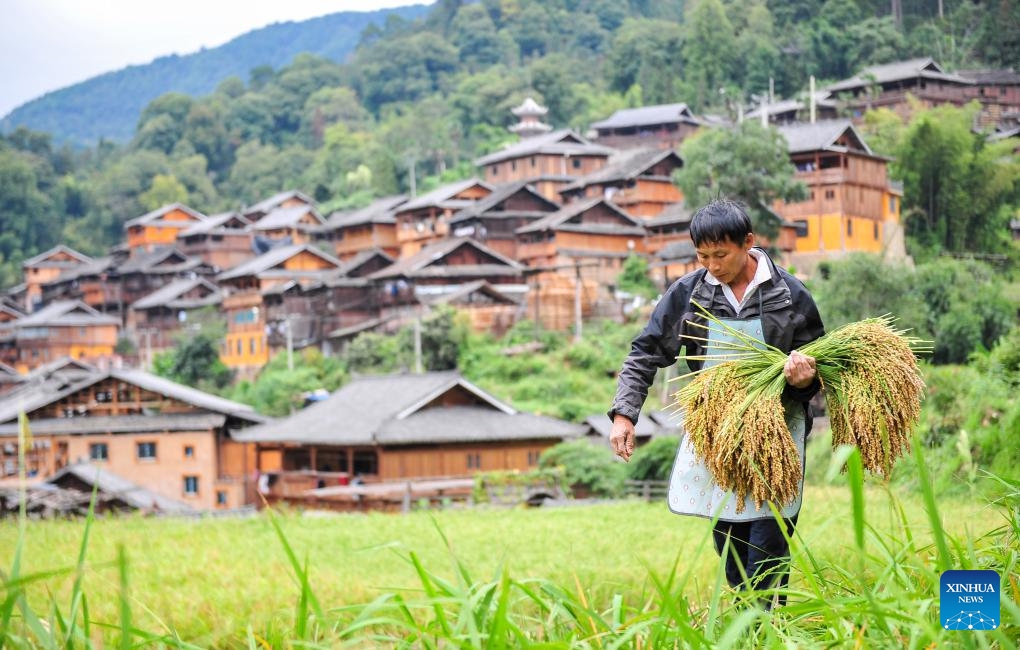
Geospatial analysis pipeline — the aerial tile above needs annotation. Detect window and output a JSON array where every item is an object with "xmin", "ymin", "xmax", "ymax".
[
  {"xmin": 846, "ymin": 219, "xmax": 853, "ymax": 237},
  {"xmin": 527, "ymin": 450, "xmax": 540, "ymax": 466},
  {"xmin": 874, "ymin": 223, "xmax": 880, "ymax": 240},
  {"xmin": 250, "ymin": 337, "xmax": 256, "ymax": 355},
  {"xmin": 793, "ymin": 220, "xmax": 809, "ymax": 238},
  {"xmin": 888, "ymin": 196, "xmax": 897, "ymax": 214},
  {"xmin": 824, "ymin": 189, "xmax": 835, "ymax": 200},
  {"xmin": 466, "ymin": 453, "xmax": 482, "ymax": 469},
  {"xmin": 530, "ymin": 156, "xmax": 536, "ymax": 168},
  {"xmin": 511, "ymin": 160, "xmax": 517, "ymax": 171},
  {"xmin": 184, "ymin": 445, "xmax": 194, "ymax": 458},
  {"xmin": 136, "ymin": 442, "xmax": 157, "ymax": 460},
  {"xmin": 216, "ymin": 490, "xmax": 228, "ymax": 506},
  {"xmin": 236, "ymin": 339, "xmax": 242, "ymax": 356},
  {"xmin": 353, "ymin": 450, "xmax": 378, "ymax": 475},
  {"xmin": 89, "ymin": 443, "xmax": 108, "ymax": 461},
  {"xmin": 184, "ymin": 476, "xmax": 199, "ymax": 496},
  {"xmin": 572, "ymin": 158, "xmax": 582, "ymax": 169}
]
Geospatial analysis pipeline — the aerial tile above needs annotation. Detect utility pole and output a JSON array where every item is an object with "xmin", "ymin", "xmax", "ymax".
[
  {"xmin": 413, "ymin": 317, "xmax": 423, "ymax": 374},
  {"xmin": 285, "ymin": 317, "xmax": 293, "ymax": 371},
  {"xmin": 574, "ymin": 262, "xmax": 583, "ymax": 342}
]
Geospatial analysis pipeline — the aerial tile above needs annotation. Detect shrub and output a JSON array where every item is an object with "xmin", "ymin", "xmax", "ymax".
[
  {"xmin": 539, "ymin": 439, "xmax": 625, "ymax": 498},
  {"xmin": 626, "ymin": 436, "xmax": 681, "ymax": 481}
]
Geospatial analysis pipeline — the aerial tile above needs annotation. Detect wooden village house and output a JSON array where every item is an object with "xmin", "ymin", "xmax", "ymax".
[
  {"xmin": 0, "ymin": 301, "xmax": 119, "ymax": 373},
  {"xmin": 0, "ymin": 366, "xmax": 265, "ymax": 509},
  {"xmin": 589, "ymin": 103, "xmax": 704, "ymax": 151},
  {"xmin": 772, "ymin": 120, "xmax": 905, "ymax": 269},
  {"xmin": 446, "ymin": 181, "xmax": 560, "ymax": 260},
  {"xmin": 251, "ymin": 204, "xmax": 326, "ymax": 246},
  {"xmin": 216, "ymin": 244, "xmax": 344, "ymax": 377},
  {"xmin": 394, "ymin": 179, "xmax": 493, "ymax": 258},
  {"xmin": 232, "ymin": 371, "xmax": 583, "ymax": 509},
  {"xmin": 558, "ymin": 148, "xmax": 684, "ymax": 218},
  {"xmin": 21, "ymin": 246, "xmax": 94, "ymax": 313},
  {"xmin": 127, "ymin": 277, "xmax": 223, "ymax": 367},
  {"xmin": 474, "ymin": 128, "xmax": 615, "ymax": 202},
  {"xmin": 318, "ymin": 195, "xmax": 407, "ymax": 261},
  {"xmin": 176, "ymin": 211, "xmax": 256, "ymax": 271},
  {"xmin": 124, "ymin": 203, "xmax": 207, "ymax": 255}
]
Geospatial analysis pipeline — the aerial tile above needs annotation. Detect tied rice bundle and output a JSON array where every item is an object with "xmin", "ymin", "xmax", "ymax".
[{"xmin": 673, "ymin": 305, "xmax": 928, "ymax": 513}]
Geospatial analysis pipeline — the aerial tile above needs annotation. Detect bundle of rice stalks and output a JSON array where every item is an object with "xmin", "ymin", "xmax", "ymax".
[{"xmin": 673, "ymin": 305, "xmax": 929, "ymax": 512}]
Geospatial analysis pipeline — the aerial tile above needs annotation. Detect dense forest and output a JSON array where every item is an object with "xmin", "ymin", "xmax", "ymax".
[{"xmin": 1, "ymin": 0, "xmax": 1019, "ymax": 287}]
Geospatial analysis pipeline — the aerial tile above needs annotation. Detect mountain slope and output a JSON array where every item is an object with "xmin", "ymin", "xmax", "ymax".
[{"xmin": 0, "ymin": 4, "xmax": 430, "ymax": 147}]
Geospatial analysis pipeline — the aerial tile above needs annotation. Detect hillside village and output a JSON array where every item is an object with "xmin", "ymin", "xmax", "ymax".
[{"xmin": 1, "ymin": 56, "xmax": 1019, "ymax": 513}]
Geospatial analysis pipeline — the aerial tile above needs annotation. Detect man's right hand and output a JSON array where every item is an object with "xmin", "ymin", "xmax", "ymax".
[{"xmin": 610, "ymin": 414, "xmax": 635, "ymax": 461}]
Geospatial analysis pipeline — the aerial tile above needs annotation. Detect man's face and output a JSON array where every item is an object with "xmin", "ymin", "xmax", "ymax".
[{"xmin": 695, "ymin": 234, "xmax": 753, "ymax": 284}]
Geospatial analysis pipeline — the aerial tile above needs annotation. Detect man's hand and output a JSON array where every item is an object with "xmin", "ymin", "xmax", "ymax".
[
  {"xmin": 610, "ymin": 414, "xmax": 636, "ymax": 461},
  {"xmin": 784, "ymin": 350, "xmax": 817, "ymax": 389}
]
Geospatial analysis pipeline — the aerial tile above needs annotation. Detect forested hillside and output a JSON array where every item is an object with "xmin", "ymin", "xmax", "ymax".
[
  {"xmin": 0, "ymin": 0, "xmax": 1017, "ymax": 287},
  {"xmin": 0, "ymin": 4, "xmax": 430, "ymax": 146}
]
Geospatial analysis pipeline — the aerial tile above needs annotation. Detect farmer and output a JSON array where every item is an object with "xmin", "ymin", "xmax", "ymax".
[{"xmin": 608, "ymin": 199, "xmax": 825, "ymax": 607}]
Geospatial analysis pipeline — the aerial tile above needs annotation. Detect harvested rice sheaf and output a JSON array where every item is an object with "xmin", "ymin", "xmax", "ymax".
[{"xmin": 673, "ymin": 310, "xmax": 928, "ymax": 509}]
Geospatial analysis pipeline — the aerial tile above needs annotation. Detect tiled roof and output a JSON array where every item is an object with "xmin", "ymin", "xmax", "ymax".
[
  {"xmin": 124, "ymin": 203, "xmax": 206, "ymax": 228},
  {"xmin": 0, "ymin": 413, "xmax": 227, "ymax": 436},
  {"xmin": 591, "ymin": 103, "xmax": 700, "ymax": 130},
  {"xmin": 118, "ymin": 247, "xmax": 200, "ymax": 274},
  {"xmin": 233, "ymin": 371, "xmax": 582, "ymax": 445},
  {"xmin": 561, "ymin": 148, "xmax": 681, "ymax": 192},
  {"xmin": 44, "ymin": 463, "xmax": 194, "ymax": 514},
  {"xmin": 216, "ymin": 244, "xmax": 342, "ymax": 281},
  {"xmin": 9, "ymin": 300, "xmax": 119, "ymax": 328},
  {"xmin": 369, "ymin": 238, "xmax": 522, "ymax": 280},
  {"xmin": 244, "ymin": 190, "xmax": 314, "ymax": 216},
  {"xmin": 23, "ymin": 245, "xmax": 94, "ymax": 268},
  {"xmin": 130, "ymin": 277, "xmax": 221, "ymax": 311},
  {"xmin": 516, "ymin": 197, "xmax": 643, "ymax": 235},
  {"xmin": 474, "ymin": 130, "xmax": 616, "ymax": 166},
  {"xmin": 449, "ymin": 181, "xmax": 559, "ymax": 225},
  {"xmin": 398, "ymin": 178, "xmax": 492, "ymax": 213},
  {"xmin": 827, "ymin": 57, "xmax": 973, "ymax": 92},
  {"xmin": 178, "ymin": 212, "xmax": 252, "ymax": 237},
  {"xmin": 325, "ymin": 195, "xmax": 407, "ymax": 228},
  {"xmin": 252, "ymin": 205, "xmax": 325, "ymax": 230},
  {"xmin": 775, "ymin": 120, "xmax": 872, "ymax": 155},
  {"xmin": 644, "ymin": 201, "xmax": 694, "ymax": 228}
]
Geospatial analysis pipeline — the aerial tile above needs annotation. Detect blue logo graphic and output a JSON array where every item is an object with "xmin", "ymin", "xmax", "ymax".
[{"xmin": 940, "ymin": 570, "xmax": 1000, "ymax": 631}]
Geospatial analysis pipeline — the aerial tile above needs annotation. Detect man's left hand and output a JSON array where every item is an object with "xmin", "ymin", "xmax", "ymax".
[{"xmin": 784, "ymin": 350, "xmax": 817, "ymax": 389}]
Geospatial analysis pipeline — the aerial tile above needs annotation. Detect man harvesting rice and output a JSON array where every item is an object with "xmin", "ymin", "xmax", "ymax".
[{"xmin": 608, "ymin": 199, "xmax": 825, "ymax": 607}]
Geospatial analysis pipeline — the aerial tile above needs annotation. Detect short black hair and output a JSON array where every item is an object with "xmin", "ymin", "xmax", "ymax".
[{"xmin": 689, "ymin": 199, "xmax": 753, "ymax": 246}]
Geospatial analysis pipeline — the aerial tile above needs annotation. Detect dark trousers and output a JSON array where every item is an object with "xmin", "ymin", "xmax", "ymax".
[{"xmin": 712, "ymin": 515, "xmax": 798, "ymax": 607}]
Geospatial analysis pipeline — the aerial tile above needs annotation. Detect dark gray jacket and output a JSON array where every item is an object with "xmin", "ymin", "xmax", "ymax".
[{"xmin": 609, "ymin": 248, "xmax": 825, "ymax": 425}]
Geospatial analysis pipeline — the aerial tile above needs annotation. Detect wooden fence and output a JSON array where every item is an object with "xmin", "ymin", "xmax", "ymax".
[{"xmin": 623, "ymin": 480, "xmax": 669, "ymax": 502}]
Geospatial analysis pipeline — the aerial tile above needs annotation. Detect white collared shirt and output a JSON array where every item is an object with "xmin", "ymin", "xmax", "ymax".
[{"xmin": 704, "ymin": 248, "xmax": 773, "ymax": 313}]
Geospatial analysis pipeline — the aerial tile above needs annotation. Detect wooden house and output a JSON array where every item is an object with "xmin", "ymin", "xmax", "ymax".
[
  {"xmin": 371, "ymin": 237, "xmax": 525, "ymax": 299},
  {"xmin": 242, "ymin": 190, "xmax": 315, "ymax": 223},
  {"xmin": 124, "ymin": 204, "xmax": 207, "ymax": 256},
  {"xmin": 116, "ymin": 247, "xmax": 215, "ymax": 311},
  {"xmin": 38, "ymin": 255, "xmax": 122, "ymax": 314},
  {"xmin": 516, "ymin": 197, "xmax": 647, "ymax": 281},
  {"xmin": 826, "ymin": 58, "xmax": 975, "ymax": 122},
  {"xmin": 319, "ymin": 195, "xmax": 407, "ymax": 260},
  {"xmin": 474, "ymin": 130, "xmax": 615, "ymax": 201},
  {"xmin": 394, "ymin": 179, "xmax": 493, "ymax": 258},
  {"xmin": 559, "ymin": 148, "xmax": 684, "ymax": 218},
  {"xmin": 176, "ymin": 212, "xmax": 255, "ymax": 271},
  {"xmin": 233, "ymin": 371, "xmax": 583, "ymax": 499},
  {"xmin": 958, "ymin": 68, "xmax": 1020, "ymax": 129},
  {"xmin": 216, "ymin": 244, "xmax": 344, "ymax": 377},
  {"xmin": 772, "ymin": 121, "xmax": 905, "ymax": 268},
  {"xmin": 0, "ymin": 367, "xmax": 265, "ymax": 509},
  {"xmin": 590, "ymin": 103, "xmax": 703, "ymax": 150},
  {"xmin": 127, "ymin": 277, "xmax": 223, "ymax": 367},
  {"xmin": 0, "ymin": 302, "xmax": 24, "ymax": 325},
  {"xmin": 447, "ymin": 182, "xmax": 560, "ymax": 259},
  {"xmin": 22, "ymin": 246, "xmax": 94, "ymax": 313},
  {"xmin": 252, "ymin": 204, "xmax": 326, "ymax": 246},
  {"xmin": 642, "ymin": 202, "xmax": 699, "ymax": 285},
  {"xmin": 1, "ymin": 301, "xmax": 119, "ymax": 373},
  {"xmin": 422, "ymin": 281, "xmax": 520, "ymax": 335}
]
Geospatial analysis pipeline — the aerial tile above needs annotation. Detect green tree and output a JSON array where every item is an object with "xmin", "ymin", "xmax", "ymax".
[
  {"xmin": 626, "ymin": 436, "xmax": 681, "ymax": 481},
  {"xmin": 139, "ymin": 174, "xmax": 189, "ymax": 211},
  {"xmin": 682, "ymin": 0, "xmax": 737, "ymax": 110},
  {"xmin": 539, "ymin": 439, "xmax": 626, "ymax": 498},
  {"xmin": 605, "ymin": 18, "xmax": 687, "ymax": 105},
  {"xmin": 617, "ymin": 254, "xmax": 659, "ymax": 299},
  {"xmin": 450, "ymin": 3, "xmax": 507, "ymax": 70},
  {"xmin": 897, "ymin": 104, "xmax": 1019, "ymax": 255},
  {"xmin": 674, "ymin": 121, "xmax": 807, "ymax": 239}
]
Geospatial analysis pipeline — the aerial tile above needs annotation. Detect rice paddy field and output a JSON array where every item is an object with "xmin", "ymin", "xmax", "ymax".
[{"xmin": 2, "ymin": 445, "xmax": 1018, "ymax": 648}]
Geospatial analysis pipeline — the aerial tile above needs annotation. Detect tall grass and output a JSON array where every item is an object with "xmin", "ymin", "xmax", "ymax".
[{"xmin": 2, "ymin": 440, "xmax": 1017, "ymax": 647}]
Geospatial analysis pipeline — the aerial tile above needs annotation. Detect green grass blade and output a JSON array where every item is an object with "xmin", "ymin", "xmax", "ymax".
[{"xmin": 911, "ymin": 435, "xmax": 952, "ymax": 572}]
